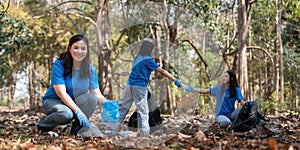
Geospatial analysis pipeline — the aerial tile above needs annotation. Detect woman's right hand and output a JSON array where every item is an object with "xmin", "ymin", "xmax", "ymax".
[{"xmin": 74, "ymin": 108, "xmax": 90, "ymax": 128}]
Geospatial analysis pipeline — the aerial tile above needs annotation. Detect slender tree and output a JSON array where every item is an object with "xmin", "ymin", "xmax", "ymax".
[{"xmin": 236, "ymin": 0, "xmax": 251, "ymax": 100}]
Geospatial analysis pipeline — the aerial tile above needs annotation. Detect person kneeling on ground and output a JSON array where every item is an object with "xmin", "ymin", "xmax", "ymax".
[
  {"xmin": 193, "ymin": 70, "xmax": 245, "ymax": 128},
  {"xmin": 37, "ymin": 34, "xmax": 109, "ymax": 136}
]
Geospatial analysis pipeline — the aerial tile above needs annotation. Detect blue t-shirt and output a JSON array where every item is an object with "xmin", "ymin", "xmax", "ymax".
[
  {"xmin": 210, "ymin": 85, "xmax": 244, "ymax": 117},
  {"xmin": 42, "ymin": 59, "xmax": 99, "ymax": 104},
  {"xmin": 127, "ymin": 55, "xmax": 159, "ymax": 87}
]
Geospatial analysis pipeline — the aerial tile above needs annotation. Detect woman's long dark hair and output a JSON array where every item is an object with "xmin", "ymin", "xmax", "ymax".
[
  {"xmin": 226, "ymin": 70, "xmax": 239, "ymax": 98},
  {"xmin": 58, "ymin": 34, "xmax": 90, "ymax": 78}
]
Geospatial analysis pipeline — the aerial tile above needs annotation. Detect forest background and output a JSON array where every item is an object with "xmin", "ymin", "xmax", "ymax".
[
  {"xmin": 0, "ymin": 0, "xmax": 299, "ymax": 118},
  {"xmin": 1, "ymin": 0, "xmax": 300, "ymax": 149}
]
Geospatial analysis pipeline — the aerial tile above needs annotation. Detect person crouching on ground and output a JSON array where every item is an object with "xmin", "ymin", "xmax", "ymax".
[{"xmin": 37, "ymin": 34, "xmax": 108, "ymax": 136}]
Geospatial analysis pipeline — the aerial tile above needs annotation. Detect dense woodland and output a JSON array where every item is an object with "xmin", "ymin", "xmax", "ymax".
[
  {"xmin": 0, "ymin": 0, "xmax": 300, "ymax": 149},
  {"xmin": 1, "ymin": 0, "xmax": 299, "ymax": 114}
]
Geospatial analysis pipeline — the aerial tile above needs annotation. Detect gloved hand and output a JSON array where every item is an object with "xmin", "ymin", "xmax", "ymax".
[
  {"xmin": 181, "ymin": 84, "xmax": 194, "ymax": 92},
  {"xmin": 185, "ymin": 86, "xmax": 194, "ymax": 92},
  {"xmin": 75, "ymin": 108, "xmax": 90, "ymax": 128},
  {"xmin": 174, "ymin": 79, "xmax": 182, "ymax": 88}
]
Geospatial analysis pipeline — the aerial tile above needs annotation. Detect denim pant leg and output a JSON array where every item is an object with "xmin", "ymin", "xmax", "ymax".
[
  {"xmin": 75, "ymin": 93, "xmax": 98, "ymax": 119},
  {"xmin": 119, "ymin": 85, "xmax": 134, "ymax": 123},
  {"xmin": 71, "ymin": 94, "xmax": 98, "ymax": 135},
  {"xmin": 216, "ymin": 115, "xmax": 231, "ymax": 128},
  {"xmin": 230, "ymin": 108, "xmax": 241, "ymax": 121},
  {"xmin": 37, "ymin": 99, "xmax": 74, "ymax": 130},
  {"xmin": 132, "ymin": 86, "xmax": 149, "ymax": 135},
  {"xmin": 147, "ymin": 90, "xmax": 158, "ymax": 112}
]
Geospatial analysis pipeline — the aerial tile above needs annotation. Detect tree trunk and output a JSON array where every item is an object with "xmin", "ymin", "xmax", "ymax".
[
  {"xmin": 162, "ymin": 0, "xmax": 173, "ymax": 115},
  {"xmin": 154, "ymin": 25, "xmax": 166, "ymax": 114},
  {"xmin": 275, "ymin": 0, "xmax": 284, "ymax": 110},
  {"xmin": 96, "ymin": 0, "xmax": 113, "ymax": 99},
  {"xmin": 27, "ymin": 63, "xmax": 31, "ymax": 108},
  {"xmin": 295, "ymin": 87, "xmax": 298, "ymax": 111},
  {"xmin": 237, "ymin": 0, "xmax": 249, "ymax": 100},
  {"xmin": 0, "ymin": 89, "xmax": 4, "ymax": 105},
  {"xmin": 98, "ymin": 50, "xmax": 112, "ymax": 99},
  {"xmin": 8, "ymin": 71, "xmax": 15, "ymax": 109},
  {"xmin": 27, "ymin": 61, "xmax": 38, "ymax": 110},
  {"xmin": 8, "ymin": 84, "xmax": 14, "ymax": 109}
]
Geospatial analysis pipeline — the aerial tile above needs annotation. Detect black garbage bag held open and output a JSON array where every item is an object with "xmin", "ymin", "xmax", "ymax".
[{"xmin": 231, "ymin": 100, "xmax": 266, "ymax": 132}]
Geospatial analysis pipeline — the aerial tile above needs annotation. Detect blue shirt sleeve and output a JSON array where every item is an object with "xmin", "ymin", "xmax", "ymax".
[
  {"xmin": 209, "ymin": 85, "xmax": 220, "ymax": 96},
  {"xmin": 51, "ymin": 60, "xmax": 65, "ymax": 84},
  {"xmin": 144, "ymin": 58, "xmax": 159, "ymax": 71},
  {"xmin": 89, "ymin": 66, "xmax": 99, "ymax": 89}
]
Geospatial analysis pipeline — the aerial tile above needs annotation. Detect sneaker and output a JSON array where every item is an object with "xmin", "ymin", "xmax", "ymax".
[
  {"xmin": 46, "ymin": 131, "xmax": 59, "ymax": 137},
  {"xmin": 37, "ymin": 126, "xmax": 58, "ymax": 137}
]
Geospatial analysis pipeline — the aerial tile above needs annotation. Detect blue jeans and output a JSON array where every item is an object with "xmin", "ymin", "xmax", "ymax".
[
  {"xmin": 216, "ymin": 108, "xmax": 241, "ymax": 128},
  {"xmin": 119, "ymin": 85, "xmax": 150, "ymax": 135},
  {"xmin": 37, "ymin": 94, "xmax": 98, "ymax": 131}
]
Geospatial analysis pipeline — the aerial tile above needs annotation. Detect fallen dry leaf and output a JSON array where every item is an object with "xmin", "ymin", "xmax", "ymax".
[
  {"xmin": 194, "ymin": 130, "xmax": 206, "ymax": 141},
  {"xmin": 268, "ymin": 138, "xmax": 278, "ymax": 150}
]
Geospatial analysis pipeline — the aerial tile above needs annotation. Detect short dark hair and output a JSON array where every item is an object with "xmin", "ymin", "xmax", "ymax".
[{"xmin": 137, "ymin": 40, "xmax": 154, "ymax": 57}]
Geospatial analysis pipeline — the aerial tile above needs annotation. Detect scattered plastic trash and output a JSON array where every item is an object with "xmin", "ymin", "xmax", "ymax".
[
  {"xmin": 117, "ymin": 130, "xmax": 136, "ymax": 137},
  {"xmin": 77, "ymin": 123, "xmax": 106, "ymax": 138}
]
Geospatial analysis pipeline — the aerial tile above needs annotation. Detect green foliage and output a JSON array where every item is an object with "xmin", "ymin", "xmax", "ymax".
[
  {"xmin": 282, "ymin": 1, "xmax": 300, "ymax": 53},
  {"xmin": 284, "ymin": 50, "xmax": 300, "ymax": 82},
  {"xmin": 256, "ymin": 91, "xmax": 280, "ymax": 114},
  {"xmin": 196, "ymin": 101, "xmax": 210, "ymax": 115},
  {"xmin": 0, "ymin": 13, "xmax": 35, "ymax": 87},
  {"xmin": 283, "ymin": 50, "xmax": 300, "ymax": 106},
  {"xmin": 169, "ymin": 0, "xmax": 219, "ymax": 25},
  {"xmin": 0, "ymin": 128, "xmax": 7, "ymax": 135},
  {"xmin": 23, "ymin": 0, "xmax": 48, "ymax": 16},
  {"xmin": 0, "ymin": 98, "xmax": 8, "ymax": 106}
]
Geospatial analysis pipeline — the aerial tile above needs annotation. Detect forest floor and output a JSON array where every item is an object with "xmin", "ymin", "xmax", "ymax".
[{"xmin": 0, "ymin": 106, "xmax": 299, "ymax": 150}]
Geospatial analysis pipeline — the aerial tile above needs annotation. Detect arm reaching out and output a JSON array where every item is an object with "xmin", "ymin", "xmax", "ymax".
[
  {"xmin": 53, "ymin": 84, "xmax": 79, "ymax": 112},
  {"xmin": 194, "ymin": 88, "xmax": 210, "ymax": 94},
  {"xmin": 156, "ymin": 67, "xmax": 175, "ymax": 80},
  {"xmin": 90, "ymin": 88, "xmax": 107, "ymax": 104},
  {"xmin": 156, "ymin": 67, "xmax": 182, "ymax": 87}
]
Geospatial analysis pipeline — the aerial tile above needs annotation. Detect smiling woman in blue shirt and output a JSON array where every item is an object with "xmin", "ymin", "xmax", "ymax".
[
  {"xmin": 37, "ymin": 34, "xmax": 108, "ymax": 136},
  {"xmin": 194, "ymin": 70, "xmax": 245, "ymax": 128}
]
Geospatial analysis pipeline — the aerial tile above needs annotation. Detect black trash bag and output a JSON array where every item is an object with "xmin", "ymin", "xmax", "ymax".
[
  {"xmin": 127, "ymin": 108, "xmax": 163, "ymax": 128},
  {"xmin": 127, "ymin": 91, "xmax": 163, "ymax": 133},
  {"xmin": 231, "ymin": 100, "xmax": 266, "ymax": 132}
]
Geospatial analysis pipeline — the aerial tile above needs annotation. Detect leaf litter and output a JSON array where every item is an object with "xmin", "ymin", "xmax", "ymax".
[{"xmin": 0, "ymin": 106, "xmax": 299, "ymax": 149}]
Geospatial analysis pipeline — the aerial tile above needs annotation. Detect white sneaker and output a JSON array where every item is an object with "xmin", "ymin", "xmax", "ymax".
[{"xmin": 47, "ymin": 131, "xmax": 59, "ymax": 137}]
